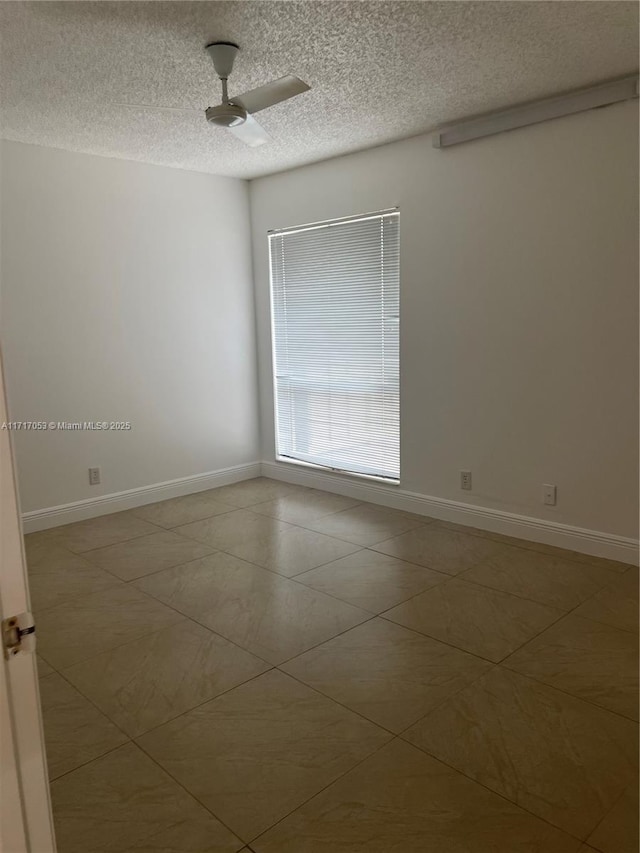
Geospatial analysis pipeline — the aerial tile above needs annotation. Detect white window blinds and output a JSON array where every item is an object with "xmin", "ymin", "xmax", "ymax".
[{"xmin": 269, "ymin": 209, "xmax": 400, "ymax": 481}]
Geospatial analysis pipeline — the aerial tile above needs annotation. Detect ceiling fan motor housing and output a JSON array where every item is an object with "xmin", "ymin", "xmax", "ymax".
[
  {"xmin": 206, "ymin": 42, "xmax": 240, "ymax": 81},
  {"xmin": 205, "ymin": 103, "xmax": 247, "ymax": 127}
]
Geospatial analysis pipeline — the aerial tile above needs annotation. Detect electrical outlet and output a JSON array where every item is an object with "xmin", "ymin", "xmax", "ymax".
[
  {"xmin": 460, "ymin": 470, "xmax": 472, "ymax": 491},
  {"xmin": 543, "ymin": 483, "xmax": 557, "ymax": 506},
  {"xmin": 88, "ymin": 467, "xmax": 101, "ymax": 486}
]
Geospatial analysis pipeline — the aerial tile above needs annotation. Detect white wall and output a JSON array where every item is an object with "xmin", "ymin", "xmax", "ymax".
[
  {"xmin": 250, "ymin": 101, "xmax": 639, "ymax": 539},
  {"xmin": 0, "ymin": 141, "xmax": 260, "ymax": 513}
]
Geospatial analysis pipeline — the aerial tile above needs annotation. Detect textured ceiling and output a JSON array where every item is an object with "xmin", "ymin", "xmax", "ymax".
[{"xmin": 0, "ymin": 1, "xmax": 637, "ymax": 179}]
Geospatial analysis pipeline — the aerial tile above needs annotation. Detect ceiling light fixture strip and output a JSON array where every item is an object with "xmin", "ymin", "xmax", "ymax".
[{"xmin": 433, "ymin": 75, "xmax": 639, "ymax": 149}]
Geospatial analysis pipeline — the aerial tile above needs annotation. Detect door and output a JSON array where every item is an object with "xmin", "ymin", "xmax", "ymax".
[{"xmin": 0, "ymin": 346, "xmax": 56, "ymax": 852}]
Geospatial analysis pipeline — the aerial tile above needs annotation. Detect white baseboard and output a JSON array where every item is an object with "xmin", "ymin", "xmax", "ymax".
[
  {"xmin": 21, "ymin": 459, "xmax": 639, "ymax": 566},
  {"xmin": 21, "ymin": 462, "xmax": 262, "ymax": 533},
  {"xmin": 261, "ymin": 461, "xmax": 639, "ymax": 566}
]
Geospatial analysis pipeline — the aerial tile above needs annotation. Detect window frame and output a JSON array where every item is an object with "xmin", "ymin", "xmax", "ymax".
[{"xmin": 267, "ymin": 208, "xmax": 401, "ymax": 485}]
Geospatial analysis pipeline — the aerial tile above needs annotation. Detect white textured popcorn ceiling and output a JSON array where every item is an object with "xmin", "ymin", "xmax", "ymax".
[{"xmin": 0, "ymin": 1, "xmax": 637, "ymax": 179}]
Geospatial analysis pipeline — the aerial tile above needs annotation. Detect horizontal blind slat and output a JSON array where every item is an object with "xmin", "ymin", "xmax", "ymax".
[{"xmin": 269, "ymin": 210, "xmax": 400, "ymax": 481}]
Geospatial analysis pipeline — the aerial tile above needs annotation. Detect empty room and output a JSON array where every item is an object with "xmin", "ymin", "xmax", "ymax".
[{"xmin": 0, "ymin": 2, "xmax": 638, "ymax": 852}]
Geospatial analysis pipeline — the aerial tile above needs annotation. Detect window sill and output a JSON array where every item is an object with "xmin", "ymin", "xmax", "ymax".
[{"xmin": 275, "ymin": 455, "xmax": 400, "ymax": 486}]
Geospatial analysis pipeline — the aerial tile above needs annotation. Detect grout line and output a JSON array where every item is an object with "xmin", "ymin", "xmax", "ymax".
[
  {"xmin": 49, "ymin": 668, "xmax": 130, "ymax": 737},
  {"xmin": 276, "ymin": 666, "xmax": 399, "ymax": 738},
  {"xmin": 129, "ymin": 664, "xmax": 276, "ymax": 740},
  {"xmin": 579, "ymin": 784, "xmax": 632, "ymax": 849},
  {"xmin": 563, "ymin": 609, "xmax": 639, "ymax": 637},
  {"xmin": 375, "ymin": 607, "xmax": 499, "ymax": 663},
  {"xmin": 439, "ymin": 574, "xmax": 570, "ymax": 616},
  {"xmin": 131, "ymin": 522, "xmax": 635, "ymax": 644},
  {"xmin": 39, "ymin": 606, "xmax": 186, "ymax": 672},
  {"xmin": 47, "ymin": 664, "xmax": 600, "ymax": 853},
  {"xmin": 31, "ymin": 517, "xmax": 637, "ymax": 691},
  {"xmin": 27, "ymin": 478, "xmax": 635, "ymax": 570},
  {"xmin": 393, "ymin": 663, "xmax": 501, "ymax": 738},
  {"xmin": 453, "ymin": 559, "xmax": 630, "ymax": 611},
  {"xmin": 50, "ymin": 571, "xmax": 636, "ymax": 757},
  {"xmin": 431, "ymin": 520, "xmax": 636, "ymax": 573},
  {"xmin": 289, "ymin": 545, "xmax": 452, "ymax": 584},
  {"xmin": 394, "ymin": 734, "xmax": 591, "ymax": 846},
  {"xmin": 36, "ymin": 651, "xmax": 58, "ymax": 676},
  {"xmin": 26, "ymin": 542, "xmax": 128, "ymax": 587},
  {"xmin": 47, "ymin": 740, "xmax": 132, "ymax": 785},
  {"xmin": 79, "ymin": 527, "xmax": 195, "ymax": 556},
  {"xmin": 30, "ymin": 575, "xmax": 126, "ymax": 614},
  {"xmin": 124, "ymin": 739, "xmax": 246, "ymax": 847},
  {"xmin": 246, "ymin": 736, "xmax": 396, "ymax": 846},
  {"xmin": 273, "ymin": 612, "xmax": 380, "ymax": 668},
  {"xmin": 495, "ymin": 584, "xmax": 626, "ymax": 661},
  {"xmin": 225, "ymin": 501, "xmax": 435, "ymax": 548},
  {"xmin": 31, "ymin": 482, "xmax": 638, "ymax": 845},
  {"xmin": 374, "ymin": 567, "xmax": 624, "ymax": 667},
  {"xmin": 40, "ymin": 584, "xmax": 283, "ymax": 747},
  {"xmin": 497, "ymin": 661, "xmax": 640, "ymax": 724},
  {"xmin": 36, "ymin": 523, "xmax": 167, "ymax": 557},
  {"xmin": 122, "ymin": 523, "xmax": 440, "ymax": 621}
]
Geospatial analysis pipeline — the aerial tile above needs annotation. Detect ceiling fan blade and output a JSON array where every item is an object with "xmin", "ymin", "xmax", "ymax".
[
  {"xmin": 113, "ymin": 103, "xmax": 203, "ymax": 114},
  {"xmin": 232, "ymin": 76, "xmax": 310, "ymax": 114},
  {"xmin": 228, "ymin": 112, "xmax": 270, "ymax": 147}
]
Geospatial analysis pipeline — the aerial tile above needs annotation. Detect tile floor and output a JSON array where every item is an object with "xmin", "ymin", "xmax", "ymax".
[{"xmin": 26, "ymin": 477, "xmax": 638, "ymax": 853}]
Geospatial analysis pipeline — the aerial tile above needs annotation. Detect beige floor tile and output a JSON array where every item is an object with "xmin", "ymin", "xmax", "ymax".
[
  {"xmin": 25, "ymin": 538, "xmax": 124, "ymax": 610},
  {"xmin": 37, "ymin": 654, "xmax": 55, "ymax": 678},
  {"xmin": 384, "ymin": 578, "xmax": 563, "ymax": 662},
  {"xmin": 127, "ymin": 825, "xmax": 248, "ymax": 853},
  {"xmin": 574, "ymin": 571, "xmax": 639, "ymax": 634},
  {"xmin": 137, "ymin": 670, "xmax": 390, "ymax": 842},
  {"xmin": 27, "ymin": 554, "xmax": 123, "ymax": 612},
  {"xmin": 40, "ymin": 512, "xmax": 161, "ymax": 552},
  {"xmin": 40, "ymin": 672, "xmax": 127, "ymax": 779},
  {"xmin": 404, "ymin": 667, "xmax": 638, "ymax": 840},
  {"xmin": 506, "ymin": 542, "xmax": 635, "ymax": 575},
  {"xmin": 37, "ymin": 584, "xmax": 185, "ymax": 669},
  {"xmin": 227, "ymin": 525, "xmax": 361, "ymax": 577},
  {"xmin": 587, "ymin": 782, "xmax": 639, "ymax": 853},
  {"xmin": 63, "ymin": 620, "xmax": 270, "ymax": 737},
  {"xmin": 294, "ymin": 549, "xmax": 449, "ymax": 612},
  {"xmin": 305, "ymin": 504, "xmax": 428, "ymax": 546},
  {"xmin": 253, "ymin": 738, "xmax": 581, "ymax": 853},
  {"xmin": 504, "ymin": 613, "xmax": 639, "ymax": 720},
  {"xmin": 282, "ymin": 618, "xmax": 491, "ymax": 733},
  {"xmin": 24, "ymin": 531, "xmax": 94, "ymax": 562},
  {"xmin": 436, "ymin": 522, "xmax": 635, "ymax": 574},
  {"xmin": 25, "ymin": 538, "xmax": 96, "ymax": 571},
  {"xmin": 23, "ymin": 531, "xmax": 57, "ymax": 559},
  {"xmin": 372, "ymin": 525, "xmax": 506, "ymax": 575},
  {"xmin": 175, "ymin": 509, "xmax": 293, "ymax": 552},
  {"xmin": 50, "ymin": 743, "xmax": 242, "ymax": 853},
  {"xmin": 136, "ymin": 553, "xmax": 370, "ymax": 664},
  {"xmin": 460, "ymin": 546, "xmax": 615, "ymax": 611},
  {"xmin": 251, "ymin": 489, "xmax": 361, "ymax": 525},
  {"xmin": 32, "ymin": 497, "xmax": 635, "ymax": 852},
  {"xmin": 208, "ymin": 477, "xmax": 306, "ymax": 508},
  {"xmin": 131, "ymin": 491, "xmax": 236, "ymax": 528},
  {"xmin": 83, "ymin": 530, "xmax": 216, "ymax": 581}
]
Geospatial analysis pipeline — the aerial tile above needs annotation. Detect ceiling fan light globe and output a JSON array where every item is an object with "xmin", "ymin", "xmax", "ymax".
[{"xmin": 205, "ymin": 103, "xmax": 247, "ymax": 128}]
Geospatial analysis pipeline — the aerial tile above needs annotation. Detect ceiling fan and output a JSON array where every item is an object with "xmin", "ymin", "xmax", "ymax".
[{"xmin": 116, "ymin": 42, "xmax": 310, "ymax": 147}]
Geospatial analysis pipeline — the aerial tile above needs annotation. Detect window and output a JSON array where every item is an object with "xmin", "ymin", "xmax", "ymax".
[{"xmin": 269, "ymin": 209, "xmax": 400, "ymax": 481}]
